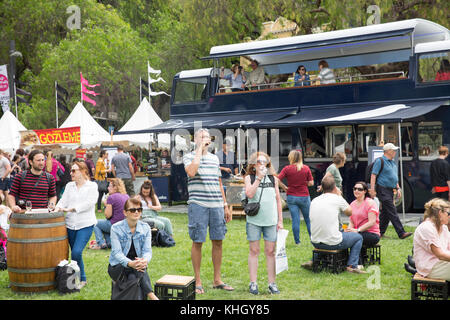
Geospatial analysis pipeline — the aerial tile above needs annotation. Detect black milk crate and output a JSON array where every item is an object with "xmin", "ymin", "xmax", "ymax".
[
  {"xmin": 359, "ymin": 244, "xmax": 381, "ymax": 266},
  {"xmin": 154, "ymin": 275, "xmax": 196, "ymax": 300},
  {"xmin": 312, "ymin": 249, "xmax": 348, "ymax": 274},
  {"xmin": 411, "ymin": 273, "xmax": 448, "ymax": 300}
]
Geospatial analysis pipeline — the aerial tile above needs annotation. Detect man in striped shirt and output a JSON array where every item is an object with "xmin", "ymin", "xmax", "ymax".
[
  {"xmin": 8, "ymin": 150, "xmax": 57, "ymax": 213},
  {"xmin": 184, "ymin": 128, "xmax": 233, "ymax": 294}
]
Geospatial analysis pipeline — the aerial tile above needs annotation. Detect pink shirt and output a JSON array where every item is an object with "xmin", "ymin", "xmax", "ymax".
[
  {"xmin": 278, "ymin": 164, "xmax": 313, "ymax": 197},
  {"xmin": 413, "ymin": 219, "xmax": 450, "ymax": 277},
  {"xmin": 349, "ymin": 198, "xmax": 380, "ymax": 236}
]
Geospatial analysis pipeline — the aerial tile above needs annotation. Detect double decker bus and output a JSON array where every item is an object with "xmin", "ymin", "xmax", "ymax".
[{"xmin": 143, "ymin": 19, "xmax": 450, "ymax": 212}]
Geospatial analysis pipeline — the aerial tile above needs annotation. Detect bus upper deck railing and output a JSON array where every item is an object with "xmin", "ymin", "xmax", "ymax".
[{"xmin": 217, "ymin": 71, "xmax": 406, "ymax": 94}]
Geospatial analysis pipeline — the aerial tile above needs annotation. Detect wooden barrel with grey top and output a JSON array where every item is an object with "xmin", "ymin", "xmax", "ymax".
[{"xmin": 7, "ymin": 212, "xmax": 68, "ymax": 293}]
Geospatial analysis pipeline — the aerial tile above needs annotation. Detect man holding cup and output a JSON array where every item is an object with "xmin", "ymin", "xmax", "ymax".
[{"xmin": 183, "ymin": 128, "xmax": 233, "ymax": 295}]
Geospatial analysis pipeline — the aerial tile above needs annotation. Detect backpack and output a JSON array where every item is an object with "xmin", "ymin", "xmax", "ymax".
[
  {"xmin": 365, "ymin": 157, "xmax": 384, "ymax": 185},
  {"xmin": 152, "ymin": 229, "xmax": 176, "ymax": 247},
  {"xmin": 55, "ymin": 260, "xmax": 80, "ymax": 294}
]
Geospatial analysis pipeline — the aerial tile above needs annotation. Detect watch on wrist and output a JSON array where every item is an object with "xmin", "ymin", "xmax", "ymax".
[{"xmin": 357, "ymin": 228, "xmax": 361, "ymax": 233}]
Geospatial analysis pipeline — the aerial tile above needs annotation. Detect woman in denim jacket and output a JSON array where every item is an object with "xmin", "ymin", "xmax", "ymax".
[{"xmin": 108, "ymin": 197, "xmax": 159, "ymax": 300}]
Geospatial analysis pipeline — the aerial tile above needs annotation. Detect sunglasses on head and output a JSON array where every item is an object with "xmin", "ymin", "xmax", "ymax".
[
  {"xmin": 127, "ymin": 207, "xmax": 143, "ymax": 213},
  {"xmin": 353, "ymin": 187, "xmax": 365, "ymax": 192}
]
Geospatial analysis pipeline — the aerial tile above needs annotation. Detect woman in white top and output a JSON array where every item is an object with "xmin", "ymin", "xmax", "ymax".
[
  {"xmin": 56, "ymin": 160, "xmax": 98, "ymax": 289},
  {"xmin": 317, "ymin": 60, "xmax": 336, "ymax": 84},
  {"xmin": 135, "ymin": 180, "xmax": 173, "ymax": 236}
]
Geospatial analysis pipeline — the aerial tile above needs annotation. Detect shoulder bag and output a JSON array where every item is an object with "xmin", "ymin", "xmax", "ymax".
[{"xmin": 242, "ymin": 175, "xmax": 272, "ymax": 217}]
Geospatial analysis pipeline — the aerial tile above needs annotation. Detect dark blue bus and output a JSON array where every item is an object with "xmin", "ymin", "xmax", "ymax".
[{"xmin": 138, "ymin": 19, "xmax": 450, "ymax": 212}]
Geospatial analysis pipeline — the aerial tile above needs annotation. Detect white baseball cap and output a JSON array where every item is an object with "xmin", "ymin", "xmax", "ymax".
[{"xmin": 383, "ymin": 143, "xmax": 399, "ymax": 151}]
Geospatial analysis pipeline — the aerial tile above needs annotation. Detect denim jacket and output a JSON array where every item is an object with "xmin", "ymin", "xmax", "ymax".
[{"xmin": 109, "ymin": 219, "xmax": 152, "ymax": 267}]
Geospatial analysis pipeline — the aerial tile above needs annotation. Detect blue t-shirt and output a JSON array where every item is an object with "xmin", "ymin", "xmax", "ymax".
[
  {"xmin": 294, "ymin": 73, "xmax": 311, "ymax": 86},
  {"xmin": 216, "ymin": 151, "xmax": 238, "ymax": 179},
  {"xmin": 371, "ymin": 155, "xmax": 398, "ymax": 188}
]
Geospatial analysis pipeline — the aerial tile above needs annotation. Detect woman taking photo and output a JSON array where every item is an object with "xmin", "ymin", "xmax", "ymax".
[
  {"xmin": 413, "ymin": 198, "xmax": 450, "ymax": 281},
  {"xmin": 220, "ymin": 64, "xmax": 246, "ymax": 91},
  {"xmin": 91, "ymin": 178, "xmax": 129, "ymax": 250},
  {"xmin": 346, "ymin": 182, "xmax": 380, "ymax": 247},
  {"xmin": 244, "ymin": 151, "xmax": 283, "ymax": 295},
  {"xmin": 56, "ymin": 160, "xmax": 98, "ymax": 289},
  {"xmin": 108, "ymin": 197, "xmax": 159, "ymax": 300},
  {"xmin": 136, "ymin": 180, "xmax": 173, "ymax": 236},
  {"xmin": 278, "ymin": 149, "xmax": 314, "ymax": 244}
]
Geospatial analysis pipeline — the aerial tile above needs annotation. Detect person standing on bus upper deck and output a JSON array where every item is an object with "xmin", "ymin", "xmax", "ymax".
[
  {"xmin": 294, "ymin": 65, "xmax": 311, "ymax": 87},
  {"xmin": 245, "ymin": 59, "xmax": 265, "ymax": 88},
  {"xmin": 435, "ymin": 59, "xmax": 450, "ymax": 81},
  {"xmin": 220, "ymin": 64, "xmax": 246, "ymax": 92},
  {"xmin": 368, "ymin": 143, "xmax": 412, "ymax": 240},
  {"xmin": 430, "ymin": 146, "xmax": 450, "ymax": 201},
  {"xmin": 317, "ymin": 60, "xmax": 336, "ymax": 84}
]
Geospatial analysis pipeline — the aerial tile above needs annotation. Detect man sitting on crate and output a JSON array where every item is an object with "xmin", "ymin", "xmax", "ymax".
[{"xmin": 301, "ymin": 176, "xmax": 366, "ymax": 274}]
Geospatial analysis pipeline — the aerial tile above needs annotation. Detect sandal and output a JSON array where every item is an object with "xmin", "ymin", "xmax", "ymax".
[
  {"xmin": 195, "ymin": 285, "xmax": 205, "ymax": 294},
  {"xmin": 213, "ymin": 283, "xmax": 234, "ymax": 291},
  {"xmin": 346, "ymin": 266, "xmax": 367, "ymax": 274}
]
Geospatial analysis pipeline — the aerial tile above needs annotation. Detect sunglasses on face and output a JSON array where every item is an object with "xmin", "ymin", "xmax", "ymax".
[
  {"xmin": 127, "ymin": 207, "xmax": 143, "ymax": 213},
  {"xmin": 353, "ymin": 187, "xmax": 365, "ymax": 192},
  {"xmin": 70, "ymin": 169, "xmax": 79, "ymax": 174},
  {"xmin": 257, "ymin": 159, "xmax": 268, "ymax": 164},
  {"xmin": 300, "ymin": 68, "xmax": 305, "ymax": 71}
]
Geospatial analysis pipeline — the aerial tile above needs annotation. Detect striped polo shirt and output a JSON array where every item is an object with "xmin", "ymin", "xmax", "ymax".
[
  {"xmin": 9, "ymin": 170, "xmax": 56, "ymax": 209},
  {"xmin": 183, "ymin": 151, "xmax": 224, "ymax": 208}
]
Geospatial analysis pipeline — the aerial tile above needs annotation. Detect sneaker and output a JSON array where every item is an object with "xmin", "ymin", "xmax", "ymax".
[
  {"xmin": 249, "ymin": 282, "xmax": 258, "ymax": 295},
  {"xmin": 268, "ymin": 282, "xmax": 280, "ymax": 294}
]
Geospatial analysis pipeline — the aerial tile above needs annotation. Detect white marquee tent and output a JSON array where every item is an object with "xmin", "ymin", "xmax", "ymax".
[
  {"xmin": 0, "ymin": 111, "xmax": 27, "ymax": 153},
  {"xmin": 60, "ymin": 101, "xmax": 111, "ymax": 148},
  {"xmin": 113, "ymin": 97, "xmax": 164, "ymax": 147}
]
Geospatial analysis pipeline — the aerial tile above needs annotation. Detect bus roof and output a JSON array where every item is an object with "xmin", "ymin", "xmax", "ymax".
[
  {"xmin": 205, "ymin": 19, "xmax": 449, "ymax": 65},
  {"xmin": 415, "ymin": 39, "xmax": 450, "ymax": 54}
]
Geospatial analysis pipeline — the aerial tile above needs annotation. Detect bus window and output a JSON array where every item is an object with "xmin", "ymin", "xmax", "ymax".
[
  {"xmin": 173, "ymin": 77, "xmax": 208, "ymax": 104},
  {"xmin": 400, "ymin": 124, "xmax": 414, "ymax": 158},
  {"xmin": 357, "ymin": 125, "xmax": 380, "ymax": 158},
  {"xmin": 302, "ymin": 127, "xmax": 327, "ymax": 159},
  {"xmin": 327, "ymin": 126, "xmax": 353, "ymax": 159},
  {"xmin": 418, "ymin": 50, "xmax": 450, "ymax": 83},
  {"xmin": 418, "ymin": 122, "xmax": 443, "ymax": 160}
]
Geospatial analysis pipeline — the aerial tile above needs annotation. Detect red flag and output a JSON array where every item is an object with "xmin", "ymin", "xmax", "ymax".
[
  {"xmin": 82, "ymin": 84, "xmax": 100, "ymax": 96},
  {"xmin": 80, "ymin": 72, "xmax": 100, "ymax": 88},
  {"xmin": 82, "ymin": 92, "xmax": 97, "ymax": 106}
]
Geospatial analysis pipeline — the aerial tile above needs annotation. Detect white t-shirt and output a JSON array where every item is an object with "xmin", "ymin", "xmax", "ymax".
[{"xmin": 310, "ymin": 193, "xmax": 350, "ymax": 245}]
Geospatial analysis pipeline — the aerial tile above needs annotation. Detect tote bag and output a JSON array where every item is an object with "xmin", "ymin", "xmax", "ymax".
[{"xmin": 275, "ymin": 229, "xmax": 289, "ymax": 275}]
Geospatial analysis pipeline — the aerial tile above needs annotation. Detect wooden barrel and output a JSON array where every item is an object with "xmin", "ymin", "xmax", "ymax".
[{"xmin": 7, "ymin": 212, "xmax": 69, "ymax": 293}]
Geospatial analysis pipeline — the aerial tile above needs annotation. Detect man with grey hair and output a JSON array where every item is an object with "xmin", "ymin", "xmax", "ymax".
[{"xmin": 183, "ymin": 128, "xmax": 233, "ymax": 294}]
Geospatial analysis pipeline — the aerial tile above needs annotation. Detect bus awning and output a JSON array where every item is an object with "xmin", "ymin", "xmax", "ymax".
[
  {"xmin": 116, "ymin": 108, "xmax": 298, "ymax": 134},
  {"xmin": 254, "ymin": 99, "xmax": 449, "ymax": 128}
]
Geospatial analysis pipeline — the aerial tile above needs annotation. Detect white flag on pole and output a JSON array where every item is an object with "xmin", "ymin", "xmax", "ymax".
[
  {"xmin": 0, "ymin": 65, "xmax": 10, "ymax": 113},
  {"xmin": 148, "ymin": 61, "xmax": 161, "ymax": 75}
]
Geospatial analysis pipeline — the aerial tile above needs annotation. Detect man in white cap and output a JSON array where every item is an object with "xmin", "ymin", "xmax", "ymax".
[{"xmin": 369, "ymin": 143, "xmax": 412, "ymax": 239}]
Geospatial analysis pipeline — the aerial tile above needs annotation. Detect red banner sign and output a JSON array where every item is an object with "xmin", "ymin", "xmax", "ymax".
[{"xmin": 20, "ymin": 126, "xmax": 81, "ymax": 146}]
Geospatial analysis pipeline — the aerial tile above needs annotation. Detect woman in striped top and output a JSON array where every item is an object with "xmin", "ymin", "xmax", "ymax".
[{"xmin": 317, "ymin": 60, "xmax": 336, "ymax": 84}]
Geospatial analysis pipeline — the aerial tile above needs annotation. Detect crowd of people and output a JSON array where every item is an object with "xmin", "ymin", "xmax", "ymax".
[
  {"xmin": 0, "ymin": 130, "xmax": 449, "ymax": 299},
  {"xmin": 0, "ymin": 146, "xmax": 173, "ymax": 299}
]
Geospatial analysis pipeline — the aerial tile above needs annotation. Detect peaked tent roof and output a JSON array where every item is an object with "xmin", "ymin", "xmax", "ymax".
[
  {"xmin": 0, "ymin": 111, "xmax": 27, "ymax": 153},
  {"xmin": 60, "ymin": 101, "xmax": 111, "ymax": 148},
  {"xmin": 113, "ymin": 97, "xmax": 163, "ymax": 147}
]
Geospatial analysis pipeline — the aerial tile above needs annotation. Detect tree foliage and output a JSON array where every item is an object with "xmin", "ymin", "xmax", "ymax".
[{"xmin": 0, "ymin": 0, "xmax": 448, "ymax": 129}]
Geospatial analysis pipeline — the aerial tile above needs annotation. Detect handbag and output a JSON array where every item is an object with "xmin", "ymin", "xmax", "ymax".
[
  {"xmin": 242, "ymin": 175, "xmax": 268, "ymax": 217},
  {"xmin": 96, "ymin": 179, "xmax": 109, "ymax": 193},
  {"xmin": 111, "ymin": 270, "xmax": 145, "ymax": 300}
]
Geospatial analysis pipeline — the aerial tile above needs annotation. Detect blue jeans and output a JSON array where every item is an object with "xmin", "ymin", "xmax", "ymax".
[
  {"xmin": 286, "ymin": 195, "xmax": 311, "ymax": 244},
  {"xmin": 312, "ymin": 232, "xmax": 363, "ymax": 268},
  {"xmin": 67, "ymin": 226, "xmax": 94, "ymax": 282},
  {"xmin": 93, "ymin": 219, "xmax": 112, "ymax": 247}
]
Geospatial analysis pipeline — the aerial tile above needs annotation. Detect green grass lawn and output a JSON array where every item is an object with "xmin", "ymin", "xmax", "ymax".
[{"xmin": 0, "ymin": 211, "xmax": 415, "ymax": 300}]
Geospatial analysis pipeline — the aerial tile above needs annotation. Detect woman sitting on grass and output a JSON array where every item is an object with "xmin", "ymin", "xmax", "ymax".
[
  {"xmin": 413, "ymin": 198, "xmax": 450, "ymax": 281},
  {"xmin": 108, "ymin": 197, "xmax": 158, "ymax": 300},
  {"xmin": 135, "ymin": 180, "xmax": 173, "ymax": 236}
]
